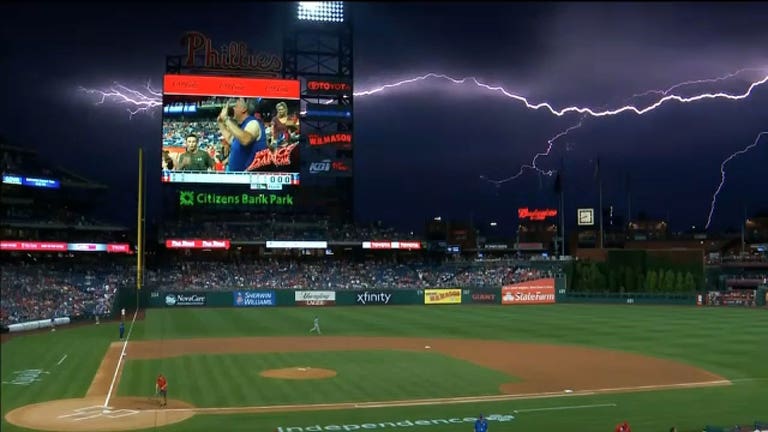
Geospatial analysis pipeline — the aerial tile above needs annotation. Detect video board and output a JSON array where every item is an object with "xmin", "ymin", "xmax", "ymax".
[{"xmin": 161, "ymin": 74, "xmax": 301, "ymax": 191}]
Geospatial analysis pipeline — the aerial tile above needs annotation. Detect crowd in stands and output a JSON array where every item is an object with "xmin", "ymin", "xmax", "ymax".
[
  {"xmin": 163, "ymin": 120, "xmax": 221, "ymax": 151},
  {"xmin": 1, "ymin": 261, "xmax": 131, "ymax": 326},
  {"xmin": 706, "ymin": 254, "xmax": 768, "ymax": 265},
  {"xmin": 2, "ymin": 206, "xmax": 109, "ymax": 227},
  {"xmin": 145, "ymin": 259, "xmax": 561, "ymax": 292},
  {"xmin": 162, "ymin": 215, "xmax": 417, "ymax": 242}
]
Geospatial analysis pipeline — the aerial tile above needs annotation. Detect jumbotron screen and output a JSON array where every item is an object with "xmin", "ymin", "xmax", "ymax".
[{"xmin": 161, "ymin": 74, "xmax": 301, "ymax": 190}]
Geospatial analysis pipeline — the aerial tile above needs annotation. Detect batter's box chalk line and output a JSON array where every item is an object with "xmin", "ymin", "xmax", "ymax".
[{"xmin": 58, "ymin": 405, "xmax": 139, "ymax": 421}]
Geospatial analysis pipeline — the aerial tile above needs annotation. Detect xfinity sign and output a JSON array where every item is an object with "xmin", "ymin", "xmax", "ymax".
[{"xmin": 356, "ymin": 292, "xmax": 392, "ymax": 305}]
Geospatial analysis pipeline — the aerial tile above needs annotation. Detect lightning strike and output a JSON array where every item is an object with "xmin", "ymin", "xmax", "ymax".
[
  {"xmin": 629, "ymin": 67, "xmax": 766, "ymax": 101},
  {"xmin": 483, "ymin": 119, "xmax": 585, "ymax": 186},
  {"xmin": 705, "ymin": 131, "xmax": 768, "ymax": 230},
  {"xmin": 355, "ymin": 72, "xmax": 768, "ymax": 118},
  {"xmin": 79, "ymin": 81, "xmax": 162, "ymax": 118}
]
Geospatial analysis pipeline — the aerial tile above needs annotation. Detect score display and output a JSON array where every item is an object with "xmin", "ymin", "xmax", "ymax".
[{"xmin": 162, "ymin": 171, "xmax": 299, "ymax": 190}]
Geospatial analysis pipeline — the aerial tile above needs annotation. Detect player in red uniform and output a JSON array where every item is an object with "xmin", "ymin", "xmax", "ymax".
[{"xmin": 155, "ymin": 374, "xmax": 168, "ymax": 407}]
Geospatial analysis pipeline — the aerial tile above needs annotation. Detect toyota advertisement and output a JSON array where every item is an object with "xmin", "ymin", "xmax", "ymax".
[{"xmin": 501, "ymin": 279, "xmax": 556, "ymax": 305}]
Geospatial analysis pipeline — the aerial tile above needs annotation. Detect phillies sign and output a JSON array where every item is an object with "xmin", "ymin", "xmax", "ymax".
[
  {"xmin": 517, "ymin": 208, "xmax": 558, "ymax": 221},
  {"xmin": 180, "ymin": 31, "xmax": 281, "ymax": 76}
]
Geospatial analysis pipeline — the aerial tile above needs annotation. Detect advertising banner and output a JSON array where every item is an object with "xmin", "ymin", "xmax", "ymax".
[
  {"xmin": 354, "ymin": 291, "xmax": 394, "ymax": 305},
  {"xmin": 501, "ymin": 279, "xmax": 556, "ymax": 305},
  {"xmin": 295, "ymin": 291, "xmax": 336, "ymax": 306},
  {"xmin": 267, "ymin": 241, "xmax": 327, "ymax": 249},
  {"xmin": 469, "ymin": 292, "xmax": 498, "ymax": 304},
  {"xmin": 308, "ymin": 132, "xmax": 352, "ymax": 149},
  {"xmin": 362, "ymin": 241, "xmax": 422, "ymax": 250},
  {"xmin": 165, "ymin": 239, "xmax": 231, "ymax": 249},
  {"xmin": 233, "ymin": 291, "xmax": 276, "ymax": 307},
  {"xmin": 305, "ymin": 78, "xmax": 353, "ymax": 97},
  {"xmin": 424, "ymin": 289, "xmax": 462, "ymax": 305},
  {"xmin": 164, "ymin": 293, "xmax": 207, "ymax": 307}
]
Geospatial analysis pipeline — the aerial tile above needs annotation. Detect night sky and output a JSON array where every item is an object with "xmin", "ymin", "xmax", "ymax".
[{"xmin": 1, "ymin": 2, "xmax": 767, "ymax": 235}]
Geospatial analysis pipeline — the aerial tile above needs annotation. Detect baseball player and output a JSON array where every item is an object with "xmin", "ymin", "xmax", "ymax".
[
  {"xmin": 474, "ymin": 414, "xmax": 488, "ymax": 432},
  {"xmin": 309, "ymin": 316, "xmax": 321, "ymax": 335},
  {"xmin": 155, "ymin": 374, "xmax": 168, "ymax": 407}
]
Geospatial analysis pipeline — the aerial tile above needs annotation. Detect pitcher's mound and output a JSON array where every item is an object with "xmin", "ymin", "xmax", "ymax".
[
  {"xmin": 260, "ymin": 367, "xmax": 337, "ymax": 380},
  {"xmin": 5, "ymin": 396, "xmax": 196, "ymax": 431}
]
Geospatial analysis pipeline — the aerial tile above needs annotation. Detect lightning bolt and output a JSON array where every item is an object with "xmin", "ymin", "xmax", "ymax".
[
  {"xmin": 629, "ymin": 67, "xmax": 765, "ymax": 100},
  {"xmin": 705, "ymin": 131, "xmax": 768, "ymax": 230},
  {"xmin": 481, "ymin": 119, "xmax": 585, "ymax": 186},
  {"xmin": 355, "ymin": 72, "xmax": 768, "ymax": 118},
  {"xmin": 480, "ymin": 68, "xmax": 767, "ymax": 192},
  {"xmin": 78, "ymin": 81, "xmax": 162, "ymax": 118}
]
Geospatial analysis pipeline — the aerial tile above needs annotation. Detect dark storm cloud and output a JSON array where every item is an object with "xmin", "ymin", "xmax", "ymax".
[{"xmin": 1, "ymin": 2, "xmax": 766, "ymax": 233}]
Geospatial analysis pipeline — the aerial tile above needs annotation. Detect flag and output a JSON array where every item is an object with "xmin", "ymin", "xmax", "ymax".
[{"xmin": 554, "ymin": 172, "xmax": 562, "ymax": 194}]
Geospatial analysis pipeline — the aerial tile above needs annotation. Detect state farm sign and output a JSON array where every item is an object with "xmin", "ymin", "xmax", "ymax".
[{"xmin": 502, "ymin": 279, "xmax": 556, "ymax": 305}]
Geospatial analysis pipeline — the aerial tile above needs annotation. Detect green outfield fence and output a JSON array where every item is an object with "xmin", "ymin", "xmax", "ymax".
[
  {"xmin": 129, "ymin": 278, "xmax": 768, "ymax": 310},
  {"xmin": 137, "ymin": 277, "xmax": 718, "ymax": 309}
]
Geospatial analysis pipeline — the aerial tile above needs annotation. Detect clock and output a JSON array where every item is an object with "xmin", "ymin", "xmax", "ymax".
[{"xmin": 577, "ymin": 208, "xmax": 594, "ymax": 226}]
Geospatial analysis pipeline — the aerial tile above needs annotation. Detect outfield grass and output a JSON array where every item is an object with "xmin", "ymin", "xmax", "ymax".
[{"xmin": 2, "ymin": 304, "xmax": 767, "ymax": 432}]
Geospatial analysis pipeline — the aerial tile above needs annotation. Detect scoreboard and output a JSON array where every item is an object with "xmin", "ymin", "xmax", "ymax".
[{"xmin": 162, "ymin": 171, "xmax": 300, "ymax": 191}]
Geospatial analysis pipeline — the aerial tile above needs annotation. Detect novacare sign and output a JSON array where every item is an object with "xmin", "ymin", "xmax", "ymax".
[{"xmin": 276, "ymin": 414, "xmax": 515, "ymax": 431}]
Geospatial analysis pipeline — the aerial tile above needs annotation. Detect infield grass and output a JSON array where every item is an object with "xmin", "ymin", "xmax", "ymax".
[{"xmin": 118, "ymin": 350, "xmax": 517, "ymax": 406}]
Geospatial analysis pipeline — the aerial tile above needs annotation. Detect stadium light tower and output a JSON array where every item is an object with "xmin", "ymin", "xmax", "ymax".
[{"xmin": 297, "ymin": 1, "xmax": 344, "ymax": 22}]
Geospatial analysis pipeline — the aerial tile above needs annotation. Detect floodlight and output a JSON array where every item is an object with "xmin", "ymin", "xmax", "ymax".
[{"xmin": 297, "ymin": 1, "xmax": 344, "ymax": 23}]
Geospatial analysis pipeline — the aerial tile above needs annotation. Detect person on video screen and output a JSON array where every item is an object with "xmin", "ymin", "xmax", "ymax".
[
  {"xmin": 177, "ymin": 134, "xmax": 214, "ymax": 171},
  {"xmin": 217, "ymin": 98, "xmax": 266, "ymax": 172},
  {"xmin": 271, "ymin": 101, "xmax": 300, "ymax": 147}
]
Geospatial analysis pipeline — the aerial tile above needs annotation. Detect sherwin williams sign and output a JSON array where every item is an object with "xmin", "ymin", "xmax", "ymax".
[
  {"xmin": 424, "ymin": 289, "xmax": 462, "ymax": 305},
  {"xmin": 233, "ymin": 291, "xmax": 276, "ymax": 307},
  {"xmin": 502, "ymin": 278, "xmax": 556, "ymax": 305}
]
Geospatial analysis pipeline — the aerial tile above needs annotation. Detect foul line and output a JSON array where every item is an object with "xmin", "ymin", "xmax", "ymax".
[
  {"xmin": 147, "ymin": 379, "xmax": 729, "ymax": 415},
  {"xmin": 103, "ymin": 309, "xmax": 139, "ymax": 408},
  {"xmin": 514, "ymin": 403, "xmax": 617, "ymax": 413},
  {"xmin": 57, "ymin": 354, "xmax": 67, "ymax": 366}
]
